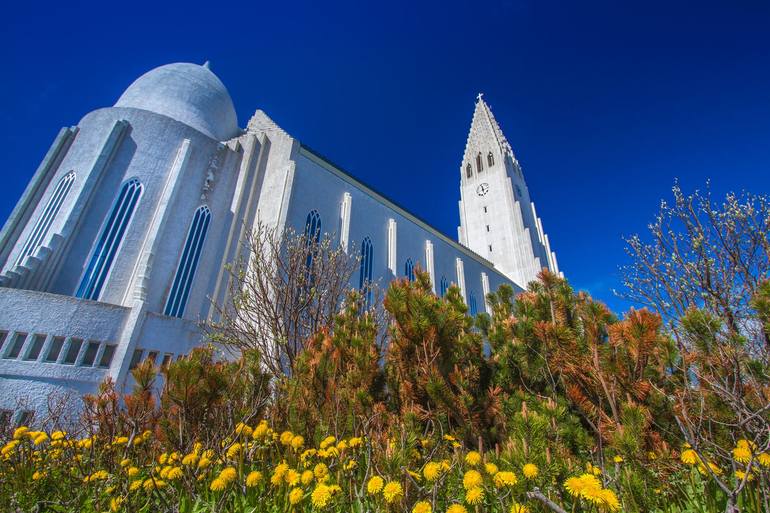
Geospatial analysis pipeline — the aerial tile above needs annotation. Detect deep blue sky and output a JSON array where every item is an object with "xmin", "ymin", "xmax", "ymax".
[{"xmin": 2, "ymin": 0, "xmax": 769, "ymax": 313}]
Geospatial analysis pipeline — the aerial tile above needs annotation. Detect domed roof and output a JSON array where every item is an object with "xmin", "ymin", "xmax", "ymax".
[{"xmin": 115, "ymin": 62, "xmax": 239, "ymax": 141}]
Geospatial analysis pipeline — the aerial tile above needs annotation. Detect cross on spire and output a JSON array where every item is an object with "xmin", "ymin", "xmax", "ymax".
[{"xmin": 476, "ymin": 92, "xmax": 484, "ymax": 101}]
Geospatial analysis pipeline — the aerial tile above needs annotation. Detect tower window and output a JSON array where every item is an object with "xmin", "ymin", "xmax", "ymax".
[
  {"xmin": 359, "ymin": 237, "xmax": 374, "ymax": 307},
  {"xmin": 465, "ymin": 164, "xmax": 472, "ymax": 179},
  {"xmin": 486, "ymin": 225, "xmax": 490, "ymax": 232},
  {"xmin": 483, "ymin": 206, "xmax": 488, "ymax": 213},
  {"xmin": 488, "ymin": 245, "xmax": 493, "ymax": 252},
  {"xmin": 16, "ymin": 171, "xmax": 76, "ymax": 267},
  {"xmin": 476, "ymin": 153, "xmax": 483, "ymax": 173},
  {"xmin": 487, "ymin": 152, "xmax": 494, "ymax": 167},
  {"xmin": 76, "ymin": 178, "xmax": 142, "ymax": 300},
  {"xmin": 404, "ymin": 258, "xmax": 415, "ymax": 281},
  {"xmin": 164, "ymin": 205, "xmax": 211, "ymax": 318}
]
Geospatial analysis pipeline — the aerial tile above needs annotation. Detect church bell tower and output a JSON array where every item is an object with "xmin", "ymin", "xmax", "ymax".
[{"xmin": 457, "ymin": 94, "xmax": 561, "ymax": 289}]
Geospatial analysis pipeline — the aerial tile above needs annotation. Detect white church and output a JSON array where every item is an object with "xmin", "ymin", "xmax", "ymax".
[{"xmin": 0, "ymin": 62, "xmax": 560, "ymax": 426}]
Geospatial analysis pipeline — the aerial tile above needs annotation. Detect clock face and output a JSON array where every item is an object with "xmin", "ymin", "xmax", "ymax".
[{"xmin": 476, "ymin": 183, "xmax": 490, "ymax": 196}]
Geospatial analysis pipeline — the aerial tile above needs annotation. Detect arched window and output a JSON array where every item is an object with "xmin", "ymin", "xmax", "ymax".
[
  {"xmin": 304, "ymin": 210, "xmax": 321, "ymax": 244},
  {"xmin": 476, "ymin": 153, "xmax": 483, "ymax": 173},
  {"xmin": 164, "ymin": 206, "xmax": 211, "ymax": 318},
  {"xmin": 404, "ymin": 258, "xmax": 415, "ymax": 281},
  {"xmin": 469, "ymin": 292, "xmax": 478, "ymax": 316},
  {"xmin": 440, "ymin": 275, "xmax": 449, "ymax": 297},
  {"xmin": 16, "ymin": 171, "xmax": 75, "ymax": 267},
  {"xmin": 359, "ymin": 237, "xmax": 374, "ymax": 306},
  {"xmin": 465, "ymin": 164, "xmax": 472, "ymax": 179},
  {"xmin": 487, "ymin": 152, "xmax": 494, "ymax": 167},
  {"xmin": 303, "ymin": 210, "xmax": 322, "ymax": 271},
  {"xmin": 76, "ymin": 178, "xmax": 142, "ymax": 300}
]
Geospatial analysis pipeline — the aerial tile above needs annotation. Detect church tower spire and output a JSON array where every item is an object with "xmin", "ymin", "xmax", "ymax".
[{"xmin": 457, "ymin": 95, "xmax": 561, "ymax": 288}]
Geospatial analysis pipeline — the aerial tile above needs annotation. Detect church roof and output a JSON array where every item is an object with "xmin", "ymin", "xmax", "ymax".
[{"xmin": 115, "ymin": 62, "xmax": 240, "ymax": 141}]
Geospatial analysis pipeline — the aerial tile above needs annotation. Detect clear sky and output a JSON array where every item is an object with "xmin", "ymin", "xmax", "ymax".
[{"xmin": 2, "ymin": 0, "xmax": 769, "ymax": 314}]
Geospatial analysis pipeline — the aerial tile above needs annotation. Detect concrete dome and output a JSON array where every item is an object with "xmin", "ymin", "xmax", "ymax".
[{"xmin": 115, "ymin": 62, "xmax": 239, "ymax": 141}]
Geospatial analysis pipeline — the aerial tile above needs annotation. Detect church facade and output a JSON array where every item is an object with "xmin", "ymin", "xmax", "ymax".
[{"xmin": 0, "ymin": 63, "xmax": 560, "ymax": 426}]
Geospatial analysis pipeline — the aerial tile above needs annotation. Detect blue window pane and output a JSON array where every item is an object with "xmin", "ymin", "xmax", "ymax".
[
  {"xmin": 404, "ymin": 258, "xmax": 414, "ymax": 281},
  {"xmin": 164, "ymin": 206, "xmax": 211, "ymax": 317},
  {"xmin": 359, "ymin": 237, "xmax": 373, "ymax": 307},
  {"xmin": 440, "ymin": 276, "xmax": 448, "ymax": 297},
  {"xmin": 76, "ymin": 178, "xmax": 142, "ymax": 300},
  {"xmin": 16, "ymin": 172, "xmax": 75, "ymax": 267}
]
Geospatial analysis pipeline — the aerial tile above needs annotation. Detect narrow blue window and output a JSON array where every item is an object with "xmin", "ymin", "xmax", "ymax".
[
  {"xmin": 16, "ymin": 171, "xmax": 75, "ymax": 267},
  {"xmin": 440, "ymin": 276, "xmax": 449, "ymax": 297},
  {"xmin": 359, "ymin": 237, "xmax": 373, "ymax": 306},
  {"xmin": 404, "ymin": 258, "xmax": 415, "ymax": 281},
  {"xmin": 469, "ymin": 292, "xmax": 478, "ymax": 316},
  {"xmin": 76, "ymin": 178, "xmax": 142, "ymax": 300},
  {"xmin": 164, "ymin": 206, "xmax": 211, "ymax": 318},
  {"xmin": 304, "ymin": 210, "xmax": 321, "ymax": 268}
]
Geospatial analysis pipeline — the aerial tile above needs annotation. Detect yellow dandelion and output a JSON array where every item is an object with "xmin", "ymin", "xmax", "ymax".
[
  {"xmin": 252, "ymin": 421, "xmax": 269, "ymax": 440},
  {"xmin": 348, "ymin": 437, "xmax": 363, "ymax": 448},
  {"xmin": 119, "ymin": 458, "xmax": 131, "ymax": 467},
  {"xmin": 319, "ymin": 436, "xmax": 336, "ymax": 449},
  {"xmin": 344, "ymin": 459, "xmax": 357, "ymax": 471},
  {"xmin": 465, "ymin": 451, "xmax": 482, "ymax": 466},
  {"xmin": 109, "ymin": 497, "xmax": 124, "ymax": 512},
  {"xmin": 182, "ymin": 453, "xmax": 198, "ymax": 466},
  {"xmin": 246, "ymin": 470, "xmax": 262, "ymax": 487},
  {"xmin": 446, "ymin": 505, "xmax": 467, "ymax": 513},
  {"xmin": 219, "ymin": 466, "xmax": 237, "ymax": 484},
  {"xmin": 735, "ymin": 470, "xmax": 755, "ymax": 482},
  {"xmin": 198, "ymin": 457, "xmax": 212, "ymax": 469},
  {"xmin": 485, "ymin": 462, "xmax": 498, "ymax": 475},
  {"xmin": 235, "ymin": 422, "xmax": 253, "ymax": 438},
  {"xmin": 443, "ymin": 434, "xmax": 457, "ymax": 442},
  {"xmin": 129, "ymin": 480, "xmax": 142, "ymax": 492},
  {"xmin": 757, "ymin": 452, "xmax": 770, "ymax": 467},
  {"xmin": 285, "ymin": 469, "xmax": 300, "ymax": 486},
  {"xmin": 367, "ymin": 475, "xmax": 384, "ymax": 494},
  {"xmin": 13, "ymin": 426, "xmax": 29, "ymax": 440},
  {"xmin": 522, "ymin": 463, "xmax": 538, "ymax": 479},
  {"xmin": 51, "ymin": 430, "xmax": 66, "ymax": 441},
  {"xmin": 32, "ymin": 433, "xmax": 48, "ymax": 445},
  {"xmin": 114, "ymin": 436, "xmax": 129, "ymax": 445},
  {"xmin": 465, "ymin": 486, "xmax": 484, "ymax": 505},
  {"xmin": 586, "ymin": 462, "xmax": 602, "ymax": 475},
  {"xmin": 127, "ymin": 466, "xmax": 139, "ymax": 477},
  {"xmin": 510, "ymin": 503, "xmax": 529, "ymax": 513},
  {"xmin": 143, "ymin": 478, "xmax": 166, "ymax": 491},
  {"xmin": 613, "ymin": 455, "xmax": 623, "ymax": 463},
  {"xmin": 595, "ymin": 488, "xmax": 621, "ymax": 511},
  {"xmin": 311, "ymin": 483, "xmax": 333, "ymax": 508},
  {"xmin": 210, "ymin": 477, "xmax": 227, "ymax": 491},
  {"xmin": 413, "ymin": 500, "xmax": 432, "ymax": 513},
  {"xmin": 289, "ymin": 487, "xmax": 304, "ymax": 505},
  {"xmin": 290, "ymin": 435, "xmax": 305, "ymax": 451},
  {"xmin": 680, "ymin": 449, "xmax": 698, "ymax": 465},
  {"xmin": 463, "ymin": 470, "xmax": 483, "ymax": 490},
  {"xmin": 382, "ymin": 481, "xmax": 403, "ymax": 503},
  {"xmin": 733, "ymin": 445, "xmax": 752, "ymax": 464},
  {"xmin": 166, "ymin": 467, "xmax": 183, "ymax": 480},
  {"xmin": 493, "ymin": 471, "xmax": 518, "ymax": 488},
  {"xmin": 314, "ymin": 462, "xmax": 329, "ymax": 480},
  {"xmin": 424, "ymin": 462, "xmax": 442, "ymax": 481},
  {"xmin": 280, "ymin": 431, "xmax": 294, "ymax": 446},
  {"xmin": 226, "ymin": 443, "xmax": 242, "ymax": 460},
  {"xmin": 336, "ymin": 440, "xmax": 348, "ymax": 451},
  {"xmin": 301, "ymin": 469, "xmax": 314, "ymax": 485},
  {"xmin": 32, "ymin": 471, "xmax": 46, "ymax": 481}
]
